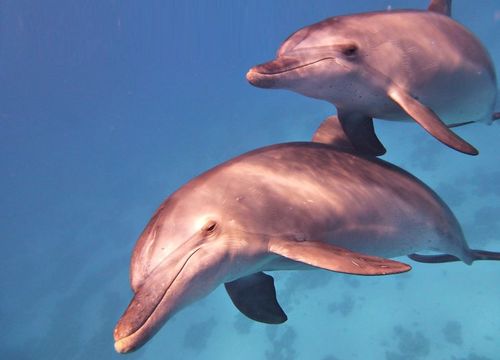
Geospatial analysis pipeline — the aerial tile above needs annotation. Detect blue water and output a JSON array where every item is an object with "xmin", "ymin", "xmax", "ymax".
[{"xmin": 1, "ymin": 1, "xmax": 499, "ymax": 359}]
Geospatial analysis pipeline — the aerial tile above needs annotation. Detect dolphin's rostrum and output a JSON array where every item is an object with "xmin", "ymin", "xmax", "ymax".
[
  {"xmin": 113, "ymin": 116, "xmax": 500, "ymax": 353},
  {"xmin": 247, "ymin": 0, "xmax": 498, "ymax": 155}
]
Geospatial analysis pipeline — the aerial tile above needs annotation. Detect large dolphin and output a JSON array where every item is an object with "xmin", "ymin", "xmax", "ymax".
[
  {"xmin": 113, "ymin": 116, "xmax": 500, "ymax": 353},
  {"xmin": 247, "ymin": 0, "xmax": 498, "ymax": 156}
]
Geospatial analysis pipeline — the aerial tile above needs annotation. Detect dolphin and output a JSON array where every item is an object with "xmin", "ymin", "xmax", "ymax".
[
  {"xmin": 113, "ymin": 116, "xmax": 500, "ymax": 353},
  {"xmin": 246, "ymin": 0, "xmax": 498, "ymax": 156}
]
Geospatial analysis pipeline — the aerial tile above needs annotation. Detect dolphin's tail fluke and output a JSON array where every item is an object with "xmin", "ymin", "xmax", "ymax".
[
  {"xmin": 408, "ymin": 253, "xmax": 459, "ymax": 263},
  {"xmin": 446, "ymin": 113, "xmax": 499, "ymax": 129},
  {"xmin": 447, "ymin": 121, "xmax": 476, "ymax": 129},
  {"xmin": 409, "ymin": 249, "xmax": 500, "ymax": 264},
  {"xmin": 471, "ymin": 249, "xmax": 500, "ymax": 261}
]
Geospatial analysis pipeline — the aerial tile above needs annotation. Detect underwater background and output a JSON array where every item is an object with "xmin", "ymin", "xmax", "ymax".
[{"xmin": 1, "ymin": 1, "xmax": 499, "ymax": 359}]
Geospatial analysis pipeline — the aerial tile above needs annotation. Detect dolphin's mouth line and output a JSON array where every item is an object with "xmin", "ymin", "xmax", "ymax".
[
  {"xmin": 114, "ymin": 247, "xmax": 202, "ymax": 351},
  {"xmin": 253, "ymin": 57, "xmax": 334, "ymax": 75}
]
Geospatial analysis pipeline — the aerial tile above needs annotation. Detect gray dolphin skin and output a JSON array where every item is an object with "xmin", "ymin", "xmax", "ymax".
[
  {"xmin": 113, "ymin": 116, "xmax": 500, "ymax": 353},
  {"xmin": 246, "ymin": 0, "xmax": 498, "ymax": 156}
]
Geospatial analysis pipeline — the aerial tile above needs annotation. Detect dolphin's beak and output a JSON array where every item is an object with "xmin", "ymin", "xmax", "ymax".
[
  {"xmin": 114, "ymin": 247, "xmax": 201, "ymax": 353},
  {"xmin": 246, "ymin": 57, "xmax": 307, "ymax": 88},
  {"xmin": 114, "ymin": 241, "xmax": 233, "ymax": 353},
  {"xmin": 247, "ymin": 54, "xmax": 336, "ymax": 89}
]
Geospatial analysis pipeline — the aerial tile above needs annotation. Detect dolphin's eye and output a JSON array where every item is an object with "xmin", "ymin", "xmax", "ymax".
[
  {"xmin": 342, "ymin": 44, "xmax": 358, "ymax": 57},
  {"xmin": 202, "ymin": 220, "xmax": 217, "ymax": 233}
]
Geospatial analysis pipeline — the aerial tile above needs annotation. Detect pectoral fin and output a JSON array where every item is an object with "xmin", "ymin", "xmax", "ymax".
[
  {"xmin": 336, "ymin": 112, "xmax": 386, "ymax": 156},
  {"xmin": 224, "ymin": 272, "xmax": 287, "ymax": 324},
  {"xmin": 388, "ymin": 86, "xmax": 478, "ymax": 155},
  {"xmin": 269, "ymin": 237, "xmax": 411, "ymax": 275}
]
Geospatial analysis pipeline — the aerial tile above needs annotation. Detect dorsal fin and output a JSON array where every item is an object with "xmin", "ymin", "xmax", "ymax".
[
  {"xmin": 312, "ymin": 114, "xmax": 386, "ymax": 156},
  {"xmin": 312, "ymin": 115, "xmax": 356, "ymax": 151},
  {"xmin": 428, "ymin": 0, "xmax": 452, "ymax": 16}
]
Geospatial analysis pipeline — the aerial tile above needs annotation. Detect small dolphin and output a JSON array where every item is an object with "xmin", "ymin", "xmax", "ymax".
[
  {"xmin": 113, "ymin": 116, "xmax": 500, "ymax": 353},
  {"xmin": 247, "ymin": 0, "xmax": 498, "ymax": 156}
]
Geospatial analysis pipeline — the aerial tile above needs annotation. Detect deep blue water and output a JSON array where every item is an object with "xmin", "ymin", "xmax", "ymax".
[{"xmin": 1, "ymin": 1, "xmax": 499, "ymax": 359}]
